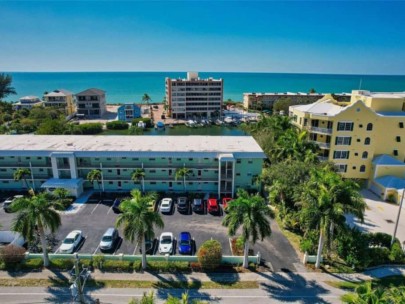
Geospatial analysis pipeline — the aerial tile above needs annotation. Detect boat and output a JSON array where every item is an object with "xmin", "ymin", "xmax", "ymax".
[
  {"xmin": 185, "ymin": 120, "xmax": 196, "ymax": 127},
  {"xmin": 224, "ymin": 116, "xmax": 234, "ymax": 124},
  {"xmin": 215, "ymin": 119, "xmax": 223, "ymax": 125},
  {"xmin": 156, "ymin": 121, "xmax": 165, "ymax": 130},
  {"xmin": 169, "ymin": 124, "xmax": 174, "ymax": 128}
]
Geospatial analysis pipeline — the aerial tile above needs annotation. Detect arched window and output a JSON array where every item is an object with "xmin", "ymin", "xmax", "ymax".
[
  {"xmin": 365, "ymin": 137, "xmax": 371, "ymax": 145},
  {"xmin": 362, "ymin": 151, "xmax": 368, "ymax": 159},
  {"xmin": 360, "ymin": 165, "xmax": 366, "ymax": 172},
  {"xmin": 367, "ymin": 123, "xmax": 373, "ymax": 131}
]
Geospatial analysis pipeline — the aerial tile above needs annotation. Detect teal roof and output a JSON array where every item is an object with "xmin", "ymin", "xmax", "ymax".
[
  {"xmin": 372, "ymin": 155, "xmax": 405, "ymax": 166},
  {"xmin": 374, "ymin": 176, "xmax": 405, "ymax": 190},
  {"xmin": 41, "ymin": 178, "xmax": 84, "ymax": 189}
]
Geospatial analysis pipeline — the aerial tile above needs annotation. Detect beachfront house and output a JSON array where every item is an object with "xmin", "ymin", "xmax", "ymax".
[
  {"xmin": 13, "ymin": 96, "xmax": 43, "ymax": 110},
  {"xmin": 43, "ymin": 89, "xmax": 76, "ymax": 115},
  {"xmin": 117, "ymin": 103, "xmax": 141, "ymax": 122},
  {"xmin": 75, "ymin": 88, "xmax": 107, "ymax": 118}
]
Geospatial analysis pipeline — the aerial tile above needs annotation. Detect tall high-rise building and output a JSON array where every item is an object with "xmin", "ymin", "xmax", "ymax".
[{"xmin": 165, "ymin": 72, "xmax": 223, "ymax": 119}]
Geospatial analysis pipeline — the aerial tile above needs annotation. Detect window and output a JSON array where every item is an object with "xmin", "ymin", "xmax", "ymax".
[
  {"xmin": 365, "ymin": 137, "xmax": 371, "ymax": 145},
  {"xmin": 352, "ymin": 166, "xmax": 357, "ymax": 170},
  {"xmin": 359, "ymin": 124, "xmax": 363, "ymax": 128},
  {"xmin": 362, "ymin": 151, "xmax": 368, "ymax": 159},
  {"xmin": 399, "ymin": 122, "xmax": 404, "ymax": 128},
  {"xmin": 106, "ymin": 158, "xmax": 111, "ymax": 160},
  {"xmin": 335, "ymin": 137, "xmax": 352, "ymax": 145},
  {"xmin": 149, "ymin": 158, "xmax": 155, "ymax": 161},
  {"xmin": 396, "ymin": 136, "xmax": 401, "ymax": 142},
  {"xmin": 38, "ymin": 157, "xmax": 42, "ymax": 160},
  {"xmin": 333, "ymin": 151, "xmax": 350, "ymax": 159},
  {"xmin": 335, "ymin": 164, "xmax": 347, "ymax": 173},
  {"xmin": 355, "ymin": 153, "xmax": 359, "ymax": 156},
  {"xmin": 248, "ymin": 161, "xmax": 253, "ymax": 164},
  {"xmin": 132, "ymin": 158, "xmax": 139, "ymax": 161},
  {"xmin": 236, "ymin": 173, "xmax": 241, "ymax": 176},
  {"xmin": 360, "ymin": 165, "xmax": 366, "ymax": 172},
  {"xmin": 188, "ymin": 158, "xmax": 193, "ymax": 161},
  {"xmin": 357, "ymin": 139, "xmax": 361, "ymax": 142},
  {"xmin": 236, "ymin": 159, "xmax": 241, "ymax": 164},
  {"xmin": 149, "ymin": 170, "xmax": 156, "ymax": 173},
  {"xmin": 337, "ymin": 122, "xmax": 354, "ymax": 131},
  {"xmin": 394, "ymin": 150, "xmax": 398, "ymax": 156}
]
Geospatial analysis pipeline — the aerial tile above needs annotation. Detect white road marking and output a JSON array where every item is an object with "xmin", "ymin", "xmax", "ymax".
[
  {"xmin": 93, "ymin": 245, "xmax": 100, "ymax": 255},
  {"xmin": 53, "ymin": 247, "xmax": 60, "ymax": 254},
  {"xmin": 90, "ymin": 200, "xmax": 101, "ymax": 215},
  {"xmin": 132, "ymin": 242, "xmax": 139, "ymax": 255}
]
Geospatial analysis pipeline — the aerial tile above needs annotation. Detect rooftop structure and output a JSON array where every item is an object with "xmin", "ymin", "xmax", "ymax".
[
  {"xmin": 13, "ymin": 95, "xmax": 43, "ymax": 110},
  {"xmin": 75, "ymin": 88, "xmax": 107, "ymax": 118},
  {"xmin": 43, "ymin": 89, "xmax": 76, "ymax": 115}
]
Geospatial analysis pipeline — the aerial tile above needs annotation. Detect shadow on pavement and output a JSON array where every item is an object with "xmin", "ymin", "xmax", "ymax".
[
  {"xmin": 258, "ymin": 270, "xmax": 332, "ymax": 304},
  {"xmin": 147, "ymin": 271, "xmax": 217, "ymax": 303}
]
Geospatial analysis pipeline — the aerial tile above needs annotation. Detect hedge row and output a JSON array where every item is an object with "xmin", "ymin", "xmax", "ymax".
[{"xmin": 106, "ymin": 121, "xmax": 129, "ymax": 130}]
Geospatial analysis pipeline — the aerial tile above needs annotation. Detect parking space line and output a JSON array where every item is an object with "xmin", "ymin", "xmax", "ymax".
[
  {"xmin": 90, "ymin": 200, "xmax": 102, "ymax": 215},
  {"xmin": 107, "ymin": 205, "xmax": 113, "ymax": 215},
  {"xmin": 54, "ymin": 247, "xmax": 60, "ymax": 254},
  {"xmin": 93, "ymin": 245, "xmax": 100, "ymax": 255},
  {"xmin": 132, "ymin": 242, "xmax": 139, "ymax": 255}
]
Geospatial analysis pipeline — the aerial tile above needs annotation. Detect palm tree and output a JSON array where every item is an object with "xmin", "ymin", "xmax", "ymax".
[
  {"xmin": 14, "ymin": 168, "xmax": 32, "ymax": 190},
  {"xmin": 300, "ymin": 167, "xmax": 366, "ymax": 268},
  {"xmin": 87, "ymin": 169, "xmax": 102, "ymax": 197},
  {"xmin": 342, "ymin": 281, "xmax": 389, "ymax": 303},
  {"xmin": 0, "ymin": 73, "xmax": 17, "ymax": 100},
  {"xmin": 116, "ymin": 189, "xmax": 163, "ymax": 270},
  {"xmin": 175, "ymin": 167, "xmax": 191, "ymax": 192},
  {"xmin": 142, "ymin": 93, "xmax": 152, "ymax": 106},
  {"xmin": 222, "ymin": 189, "xmax": 273, "ymax": 268},
  {"xmin": 11, "ymin": 192, "xmax": 64, "ymax": 267},
  {"xmin": 131, "ymin": 168, "xmax": 146, "ymax": 193}
]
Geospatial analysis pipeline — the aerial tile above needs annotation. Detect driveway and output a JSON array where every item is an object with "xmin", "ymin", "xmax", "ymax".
[{"xmin": 346, "ymin": 189, "xmax": 405, "ymax": 245}]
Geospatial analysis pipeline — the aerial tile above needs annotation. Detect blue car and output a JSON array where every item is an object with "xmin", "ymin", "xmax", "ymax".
[{"xmin": 178, "ymin": 232, "xmax": 192, "ymax": 255}]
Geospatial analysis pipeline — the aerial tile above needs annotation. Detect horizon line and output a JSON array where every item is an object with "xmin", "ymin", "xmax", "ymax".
[{"xmin": 2, "ymin": 70, "xmax": 405, "ymax": 77}]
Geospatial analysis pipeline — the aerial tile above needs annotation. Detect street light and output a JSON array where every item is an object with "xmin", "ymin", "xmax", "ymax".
[{"xmin": 391, "ymin": 188, "xmax": 405, "ymax": 246}]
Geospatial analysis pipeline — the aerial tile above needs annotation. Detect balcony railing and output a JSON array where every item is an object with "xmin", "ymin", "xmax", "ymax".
[
  {"xmin": 317, "ymin": 156, "xmax": 329, "ymax": 162},
  {"xmin": 311, "ymin": 141, "xmax": 331, "ymax": 149},
  {"xmin": 307, "ymin": 126, "xmax": 333, "ymax": 134}
]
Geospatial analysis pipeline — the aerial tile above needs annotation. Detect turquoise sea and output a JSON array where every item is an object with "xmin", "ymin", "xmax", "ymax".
[{"xmin": 4, "ymin": 72, "xmax": 405, "ymax": 104}]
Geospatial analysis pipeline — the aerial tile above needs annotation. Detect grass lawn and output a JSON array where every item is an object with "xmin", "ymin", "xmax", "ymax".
[
  {"xmin": 0, "ymin": 278, "xmax": 259, "ymax": 289},
  {"xmin": 326, "ymin": 275, "xmax": 405, "ymax": 291}
]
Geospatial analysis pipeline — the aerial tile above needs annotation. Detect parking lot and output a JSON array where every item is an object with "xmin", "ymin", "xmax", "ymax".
[{"xmin": 0, "ymin": 193, "xmax": 303, "ymax": 272}]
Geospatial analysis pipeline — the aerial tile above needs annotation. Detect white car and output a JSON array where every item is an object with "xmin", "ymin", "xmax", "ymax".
[
  {"xmin": 159, "ymin": 232, "xmax": 174, "ymax": 254},
  {"xmin": 160, "ymin": 198, "xmax": 173, "ymax": 213},
  {"xmin": 59, "ymin": 230, "xmax": 83, "ymax": 254}
]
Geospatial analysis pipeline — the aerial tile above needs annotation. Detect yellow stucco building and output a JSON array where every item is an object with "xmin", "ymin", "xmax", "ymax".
[{"xmin": 289, "ymin": 90, "xmax": 405, "ymax": 202}]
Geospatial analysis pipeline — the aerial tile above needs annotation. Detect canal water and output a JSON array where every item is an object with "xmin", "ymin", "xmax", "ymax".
[{"xmin": 144, "ymin": 125, "xmax": 247, "ymax": 136}]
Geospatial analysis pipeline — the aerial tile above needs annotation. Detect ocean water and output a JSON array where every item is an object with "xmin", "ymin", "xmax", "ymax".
[{"xmin": 4, "ymin": 72, "xmax": 405, "ymax": 104}]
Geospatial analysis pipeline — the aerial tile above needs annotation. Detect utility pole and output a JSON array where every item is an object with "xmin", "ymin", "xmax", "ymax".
[
  {"xmin": 75, "ymin": 253, "xmax": 85, "ymax": 303},
  {"xmin": 391, "ymin": 188, "xmax": 405, "ymax": 246}
]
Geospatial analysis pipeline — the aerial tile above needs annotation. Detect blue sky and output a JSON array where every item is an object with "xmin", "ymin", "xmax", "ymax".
[{"xmin": 1, "ymin": 1, "xmax": 405, "ymax": 74}]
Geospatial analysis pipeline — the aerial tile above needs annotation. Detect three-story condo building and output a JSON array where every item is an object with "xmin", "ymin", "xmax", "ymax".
[
  {"xmin": 75, "ymin": 88, "xmax": 107, "ymax": 118},
  {"xmin": 289, "ymin": 90, "xmax": 405, "ymax": 202},
  {"xmin": 165, "ymin": 72, "xmax": 223, "ymax": 119},
  {"xmin": 0, "ymin": 135, "xmax": 265, "ymax": 198}
]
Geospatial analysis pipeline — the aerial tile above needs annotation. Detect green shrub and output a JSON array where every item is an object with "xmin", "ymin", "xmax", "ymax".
[
  {"xmin": 21, "ymin": 258, "xmax": 44, "ymax": 269},
  {"xmin": 336, "ymin": 227, "xmax": 371, "ymax": 269},
  {"xmin": 106, "ymin": 121, "xmax": 129, "ymax": 130},
  {"xmin": 128, "ymin": 291, "xmax": 155, "ymax": 304},
  {"xmin": 132, "ymin": 118, "xmax": 153, "ymax": 128},
  {"xmin": 300, "ymin": 230, "xmax": 319, "ymax": 255},
  {"xmin": 133, "ymin": 261, "xmax": 190, "ymax": 272},
  {"xmin": 92, "ymin": 255, "xmax": 105, "ymax": 269},
  {"xmin": 197, "ymin": 239, "xmax": 222, "ymax": 270},
  {"xmin": 368, "ymin": 232, "xmax": 392, "ymax": 248},
  {"xmin": 389, "ymin": 242, "xmax": 405, "ymax": 263},
  {"xmin": 80, "ymin": 259, "xmax": 93, "ymax": 268},
  {"xmin": 368, "ymin": 247, "xmax": 391, "ymax": 266},
  {"xmin": 49, "ymin": 259, "xmax": 74, "ymax": 270},
  {"xmin": 0, "ymin": 245, "xmax": 26, "ymax": 265},
  {"xmin": 102, "ymin": 260, "xmax": 133, "ymax": 272},
  {"xmin": 77, "ymin": 123, "xmax": 103, "ymax": 134}
]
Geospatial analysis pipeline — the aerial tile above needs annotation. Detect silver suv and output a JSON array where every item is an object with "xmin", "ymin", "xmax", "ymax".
[{"xmin": 99, "ymin": 228, "xmax": 119, "ymax": 251}]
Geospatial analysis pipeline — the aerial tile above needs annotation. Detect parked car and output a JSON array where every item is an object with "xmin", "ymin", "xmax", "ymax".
[
  {"xmin": 178, "ymin": 232, "xmax": 193, "ymax": 255},
  {"xmin": 112, "ymin": 198, "xmax": 122, "ymax": 213},
  {"xmin": 207, "ymin": 198, "xmax": 219, "ymax": 214},
  {"xmin": 159, "ymin": 232, "xmax": 174, "ymax": 255},
  {"xmin": 140, "ymin": 237, "xmax": 155, "ymax": 255},
  {"xmin": 177, "ymin": 197, "xmax": 189, "ymax": 213},
  {"xmin": 222, "ymin": 197, "xmax": 233, "ymax": 213},
  {"xmin": 147, "ymin": 200, "xmax": 156, "ymax": 212},
  {"xmin": 3, "ymin": 195, "xmax": 23, "ymax": 213},
  {"xmin": 59, "ymin": 230, "xmax": 83, "ymax": 254},
  {"xmin": 160, "ymin": 198, "xmax": 173, "ymax": 213},
  {"xmin": 99, "ymin": 228, "xmax": 119, "ymax": 252},
  {"xmin": 192, "ymin": 198, "xmax": 204, "ymax": 213}
]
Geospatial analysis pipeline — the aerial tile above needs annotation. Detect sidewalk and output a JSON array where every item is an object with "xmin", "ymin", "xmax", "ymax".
[{"xmin": 1, "ymin": 265, "xmax": 404, "ymax": 284}]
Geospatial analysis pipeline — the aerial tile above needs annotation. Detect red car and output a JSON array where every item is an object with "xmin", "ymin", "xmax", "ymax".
[
  {"xmin": 207, "ymin": 198, "xmax": 219, "ymax": 213},
  {"xmin": 222, "ymin": 197, "xmax": 233, "ymax": 213}
]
